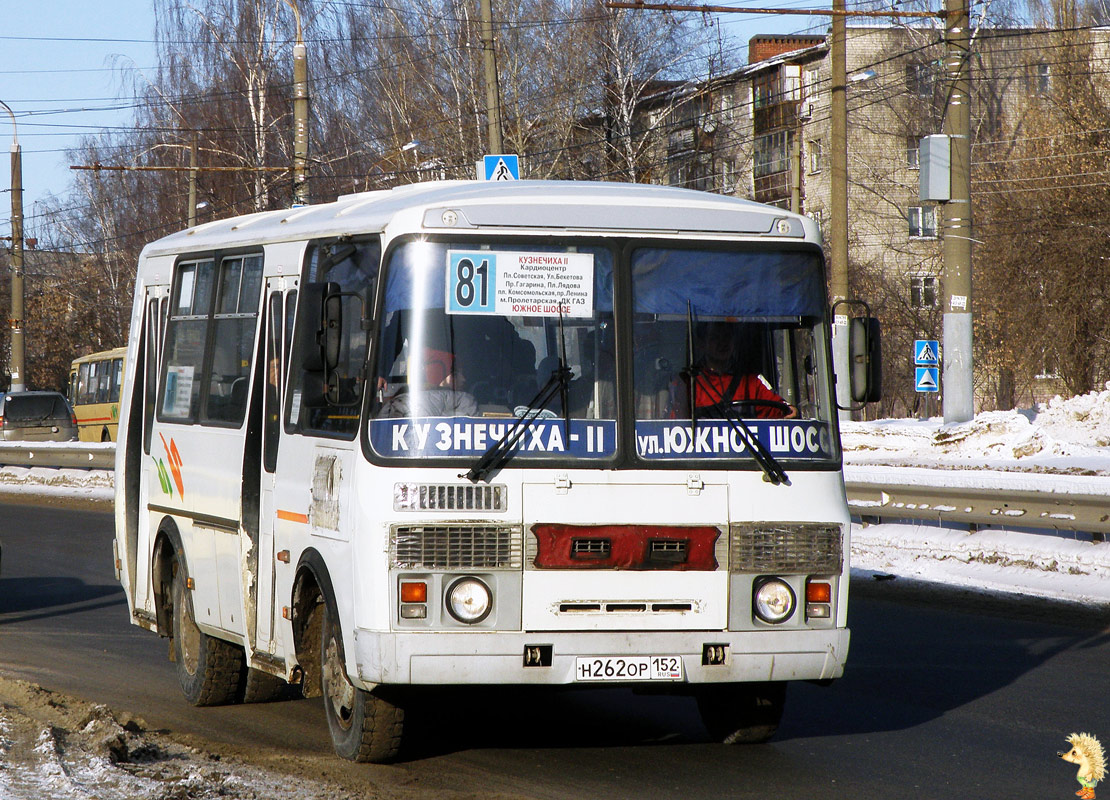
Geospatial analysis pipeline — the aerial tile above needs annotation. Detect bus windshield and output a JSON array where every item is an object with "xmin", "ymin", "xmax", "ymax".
[
  {"xmin": 368, "ymin": 239, "xmax": 617, "ymax": 461},
  {"xmin": 630, "ymin": 246, "xmax": 836, "ymax": 462},
  {"xmin": 366, "ymin": 238, "xmax": 836, "ymax": 466}
]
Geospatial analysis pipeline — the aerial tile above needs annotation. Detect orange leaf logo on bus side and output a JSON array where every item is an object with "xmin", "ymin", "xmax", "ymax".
[{"xmin": 157, "ymin": 433, "xmax": 185, "ymax": 499}]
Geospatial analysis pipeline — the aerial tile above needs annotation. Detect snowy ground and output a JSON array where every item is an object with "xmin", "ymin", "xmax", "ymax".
[
  {"xmin": 2, "ymin": 391, "xmax": 1109, "ymax": 797},
  {"xmin": 841, "ymin": 386, "xmax": 1110, "ymax": 606}
]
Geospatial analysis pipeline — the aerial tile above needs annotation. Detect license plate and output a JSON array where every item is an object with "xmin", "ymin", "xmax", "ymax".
[{"xmin": 574, "ymin": 655, "xmax": 684, "ymax": 682}]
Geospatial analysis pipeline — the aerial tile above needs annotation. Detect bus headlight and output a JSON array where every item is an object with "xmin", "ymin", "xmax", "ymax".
[
  {"xmin": 445, "ymin": 577, "xmax": 492, "ymax": 624},
  {"xmin": 753, "ymin": 578, "xmax": 795, "ymax": 624}
]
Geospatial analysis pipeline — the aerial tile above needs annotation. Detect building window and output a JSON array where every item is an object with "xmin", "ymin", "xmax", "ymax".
[
  {"xmin": 908, "ymin": 205, "xmax": 937, "ymax": 238},
  {"xmin": 906, "ymin": 62, "xmax": 934, "ymax": 97},
  {"xmin": 1036, "ymin": 63, "xmax": 1051, "ymax": 94},
  {"xmin": 808, "ymin": 138, "xmax": 823, "ymax": 173},
  {"xmin": 755, "ymin": 131, "xmax": 791, "ymax": 178},
  {"xmin": 906, "ymin": 136, "xmax": 920, "ymax": 169},
  {"xmin": 718, "ymin": 90, "xmax": 734, "ymax": 122},
  {"xmin": 910, "ymin": 275, "xmax": 937, "ymax": 308},
  {"xmin": 805, "ymin": 66, "xmax": 821, "ymax": 99}
]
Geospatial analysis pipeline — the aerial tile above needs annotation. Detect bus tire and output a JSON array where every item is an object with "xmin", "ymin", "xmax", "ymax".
[
  {"xmin": 241, "ymin": 667, "xmax": 287, "ymax": 703},
  {"xmin": 321, "ymin": 605, "xmax": 404, "ymax": 762},
  {"xmin": 696, "ymin": 682, "xmax": 786, "ymax": 745},
  {"xmin": 171, "ymin": 566, "xmax": 245, "ymax": 706}
]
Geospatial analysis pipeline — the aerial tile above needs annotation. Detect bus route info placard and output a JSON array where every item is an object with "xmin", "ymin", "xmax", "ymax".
[
  {"xmin": 445, "ymin": 250, "xmax": 595, "ymax": 318},
  {"xmin": 369, "ymin": 417, "xmax": 832, "ymax": 461}
]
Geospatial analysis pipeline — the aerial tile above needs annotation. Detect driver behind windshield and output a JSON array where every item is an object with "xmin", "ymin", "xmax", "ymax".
[{"xmin": 671, "ymin": 321, "xmax": 797, "ymax": 420}]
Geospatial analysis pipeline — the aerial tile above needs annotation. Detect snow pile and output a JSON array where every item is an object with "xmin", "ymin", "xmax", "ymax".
[
  {"xmin": 0, "ymin": 681, "xmax": 352, "ymax": 800},
  {"xmin": 842, "ymin": 383, "xmax": 1110, "ymax": 474},
  {"xmin": 0, "ymin": 466, "xmax": 113, "ymax": 504}
]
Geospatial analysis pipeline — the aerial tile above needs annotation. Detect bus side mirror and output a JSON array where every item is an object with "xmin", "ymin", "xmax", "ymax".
[
  {"xmin": 849, "ymin": 316, "xmax": 882, "ymax": 404},
  {"xmin": 301, "ymin": 281, "xmax": 341, "ymax": 373},
  {"xmin": 322, "ymin": 291, "xmax": 343, "ymax": 372}
]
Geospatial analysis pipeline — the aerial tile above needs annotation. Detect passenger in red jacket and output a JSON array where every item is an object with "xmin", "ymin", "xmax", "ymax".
[{"xmin": 673, "ymin": 322, "xmax": 798, "ymax": 420}]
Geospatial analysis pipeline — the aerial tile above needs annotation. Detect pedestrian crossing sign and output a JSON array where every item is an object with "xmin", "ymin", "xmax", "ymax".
[
  {"xmin": 479, "ymin": 154, "xmax": 520, "ymax": 181},
  {"xmin": 915, "ymin": 366, "xmax": 940, "ymax": 393},
  {"xmin": 914, "ymin": 339, "xmax": 939, "ymax": 366}
]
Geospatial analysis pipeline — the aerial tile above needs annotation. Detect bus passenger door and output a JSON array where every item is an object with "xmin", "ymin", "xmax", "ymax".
[
  {"xmin": 133, "ymin": 286, "xmax": 168, "ymax": 614},
  {"xmin": 255, "ymin": 281, "xmax": 292, "ymax": 655}
]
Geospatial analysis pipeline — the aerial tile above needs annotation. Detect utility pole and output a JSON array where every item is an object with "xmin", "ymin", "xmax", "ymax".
[
  {"xmin": 285, "ymin": 0, "xmax": 310, "ymax": 206},
  {"xmin": 829, "ymin": 0, "xmax": 850, "ymax": 419},
  {"xmin": 0, "ymin": 101, "xmax": 24, "ymax": 392},
  {"xmin": 187, "ymin": 133, "xmax": 199, "ymax": 228},
  {"xmin": 479, "ymin": 0, "xmax": 504, "ymax": 153},
  {"xmin": 942, "ymin": 0, "xmax": 973, "ymax": 422}
]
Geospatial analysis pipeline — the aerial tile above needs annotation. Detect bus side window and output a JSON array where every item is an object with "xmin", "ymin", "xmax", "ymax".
[
  {"xmin": 203, "ymin": 255, "xmax": 264, "ymax": 424},
  {"xmin": 143, "ymin": 298, "xmax": 161, "ymax": 454},
  {"xmin": 286, "ymin": 239, "xmax": 378, "ymax": 438},
  {"xmin": 110, "ymin": 358, "xmax": 123, "ymax": 404},
  {"xmin": 263, "ymin": 292, "xmax": 282, "ymax": 473}
]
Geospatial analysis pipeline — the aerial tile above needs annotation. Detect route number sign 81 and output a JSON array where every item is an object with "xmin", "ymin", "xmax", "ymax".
[{"xmin": 447, "ymin": 252, "xmax": 496, "ymax": 314}]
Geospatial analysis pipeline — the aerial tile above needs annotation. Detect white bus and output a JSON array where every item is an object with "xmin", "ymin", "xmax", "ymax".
[{"xmin": 114, "ymin": 180, "xmax": 878, "ymax": 761}]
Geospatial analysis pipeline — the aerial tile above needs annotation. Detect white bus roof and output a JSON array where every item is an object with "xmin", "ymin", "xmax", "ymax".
[{"xmin": 141, "ymin": 180, "xmax": 814, "ymax": 257}]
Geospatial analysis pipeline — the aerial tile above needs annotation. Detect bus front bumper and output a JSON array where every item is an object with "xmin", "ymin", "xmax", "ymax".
[{"xmin": 351, "ymin": 627, "xmax": 849, "ymax": 688}]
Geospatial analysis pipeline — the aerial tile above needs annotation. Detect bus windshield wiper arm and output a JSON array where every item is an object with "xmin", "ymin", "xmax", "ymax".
[
  {"xmin": 688, "ymin": 371, "xmax": 790, "ymax": 487},
  {"xmin": 462, "ymin": 362, "xmax": 573, "ymax": 483}
]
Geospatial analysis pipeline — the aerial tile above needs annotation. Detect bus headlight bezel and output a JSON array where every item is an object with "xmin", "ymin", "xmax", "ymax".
[
  {"xmin": 752, "ymin": 577, "xmax": 796, "ymax": 624},
  {"xmin": 445, "ymin": 576, "xmax": 493, "ymax": 625}
]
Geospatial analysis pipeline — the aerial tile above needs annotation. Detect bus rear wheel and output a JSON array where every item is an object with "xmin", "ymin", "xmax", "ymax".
[
  {"xmin": 696, "ymin": 682, "xmax": 786, "ymax": 744},
  {"xmin": 320, "ymin": 606, "xmax": 404, "ymax": 762},
  {"xmin": 171, "ymin": 566, "xmax": 245, "ymax": 706}
]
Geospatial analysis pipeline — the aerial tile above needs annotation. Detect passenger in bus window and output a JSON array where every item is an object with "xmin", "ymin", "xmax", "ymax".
[
  {"xmin": 671, "ymin": 321, "xmax": 797, "ymax": 420},
  {"xmin": 379, "ymin": 346, "xmax": 477, "ymax": 418}
]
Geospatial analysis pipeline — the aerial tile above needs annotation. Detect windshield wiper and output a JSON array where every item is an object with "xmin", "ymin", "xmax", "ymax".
[
  {"xmin": 462, "ymin": 359, "xmax": 572, "ymax": 483},
  {"xmin": 678, "ymin": 304, "xmax": 788, "ymax": 486},
  {"xmin": 463, "ymin": 308, "xmax": 573, "ymax": 483},
  {"xmin": 690, "ymin": 371, "xmax": 790, "ymax": 486}
]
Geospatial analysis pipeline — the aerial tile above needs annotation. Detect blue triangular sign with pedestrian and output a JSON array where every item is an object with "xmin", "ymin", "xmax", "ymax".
[
  {"xmin": 481, "ymin": 154, "xmax": 519, "ymax": 181},
  {"xmin": 914, "ymin": 339, "xmax": 939, "ymax": 366}
]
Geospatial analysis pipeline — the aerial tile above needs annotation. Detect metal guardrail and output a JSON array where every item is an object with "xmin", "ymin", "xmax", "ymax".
[
  {"xmin": 0, "ymin": 442, "xmax": 115, "ymax": 470},
  {"xmin": 1, "ymin": 444, "xmax": 1105, "ymax": 538},
  {"xmin": 845, "ymin": 480, "xmax": 1110, "ymax": 537}
]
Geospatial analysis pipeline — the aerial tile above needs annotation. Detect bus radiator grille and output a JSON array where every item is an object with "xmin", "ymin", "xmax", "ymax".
[
  {"xmin": 728, "ymin": 523, "xmax": 842, "ymax": 574},
  {"xmin": 391, "ymin": 524, "xmax": 522, "ymax": 570}
]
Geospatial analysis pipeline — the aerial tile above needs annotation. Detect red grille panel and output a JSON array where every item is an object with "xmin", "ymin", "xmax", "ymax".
[{"xmin": 532, "ymin": 524, "xmax": 720, "ymax": 571}]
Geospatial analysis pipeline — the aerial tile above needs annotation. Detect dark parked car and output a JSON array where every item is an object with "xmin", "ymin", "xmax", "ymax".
[{"xmin": 0, "ymin": 391, "xmax": 79, "ymax": 442}]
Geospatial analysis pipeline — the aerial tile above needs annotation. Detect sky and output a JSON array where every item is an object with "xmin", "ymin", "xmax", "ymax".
[
  {"xmin": 1, "ymin": 1, "xmax": 157, "ymax": 237},
  {"xmin": 0, "ymin": 0, "xmax": 837, "ymax": 241}
]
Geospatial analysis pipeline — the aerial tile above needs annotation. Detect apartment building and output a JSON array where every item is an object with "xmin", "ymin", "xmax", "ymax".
[{"xmin": 638, "ymin": 25, "xmax": 1101, "ymax": 413}]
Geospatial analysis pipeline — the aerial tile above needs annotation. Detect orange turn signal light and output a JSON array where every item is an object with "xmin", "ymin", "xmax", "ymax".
[
  {"xmin": 401, "ymin": 581, "xmax": 428, "ymax": 603},
  {"xmin": 806, "ymin": 581, "xmax": 832, "ymax": 603}
]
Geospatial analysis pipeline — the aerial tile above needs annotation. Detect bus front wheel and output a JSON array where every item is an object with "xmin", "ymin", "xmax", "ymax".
[
  {"xmin": 696, "ymin": 682, "xmax": 786, "ymax": 744},
  {"xmin": 320, "ymin": 606, "xmax": 404, "ymax": 762},
  {"xmin": 171, "ymin": 565, "xmax": 245, "ymax": 706}
]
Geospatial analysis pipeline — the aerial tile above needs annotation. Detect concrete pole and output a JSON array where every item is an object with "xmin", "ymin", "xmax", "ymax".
[
  {"xmin": 187, "ymin": 133, "xmax": 198, "ymax": 228},
  {"xmin": 829, "ymin": 0, "xmax": 851, "ymax": 419},
  {"xmin": 942, "ymin": 0, "xmax": 973, "ymax": 422},
  {"xmin": 8, "ymin": 140, "xmax": 24, "ymax": 393},
  {"xmin": 0, "ymin": 101, "xmax": 23, "ymax": 392},
  {"xmin": 287, "ymin": 1, "xmax": 310, "ymax": 207},
  {"xmin": 479, "ymin": 0, "xmax": 504, "ymax": 154}
]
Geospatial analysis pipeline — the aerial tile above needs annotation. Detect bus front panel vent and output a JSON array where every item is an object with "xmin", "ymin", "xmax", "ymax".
[
  {"xmin": 391, "ymin": 524, "xmax": 522, "ymax": 570},
  {"xmin": 729, "ymin": 523, "xmax": 842, "ymax": 574},
  {"xmin": 394, "ymin": 482, "xmax": 508, "ymax": 512}
]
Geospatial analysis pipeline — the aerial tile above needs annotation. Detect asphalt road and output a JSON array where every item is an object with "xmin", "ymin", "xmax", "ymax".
[{"xmin": 1, "ymin": 497, "xmax": 1108, "ymax": 799}]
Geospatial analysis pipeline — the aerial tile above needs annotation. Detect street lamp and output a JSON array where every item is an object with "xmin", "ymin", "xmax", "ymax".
[{"xmin": 0, "ymin": 100, "xmax": 24, "ymax": 392}]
